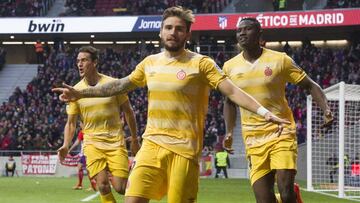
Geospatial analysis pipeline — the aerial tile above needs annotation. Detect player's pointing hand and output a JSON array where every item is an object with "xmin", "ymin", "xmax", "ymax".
[{"xmin": 52, "ymin": 83, "xmax": 82, "ymax": 102}]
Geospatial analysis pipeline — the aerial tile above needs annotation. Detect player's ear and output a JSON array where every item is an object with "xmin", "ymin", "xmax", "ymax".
[
  {"xmin": 258, "ymin": 28, "xmax": 263, "ymax": 38},
  {"xmin": 186, "ymin": 31, "xmax": 191, "ymax": 41}
]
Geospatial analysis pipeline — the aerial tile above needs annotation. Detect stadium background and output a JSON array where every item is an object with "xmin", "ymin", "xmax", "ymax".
[{"xmin": 0, "ymin": 0, "xmax": 359, "ymax": 202}]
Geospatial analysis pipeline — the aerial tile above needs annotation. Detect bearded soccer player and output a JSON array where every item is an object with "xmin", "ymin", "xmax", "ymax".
[
  {"xmin": 53, "ymin": 7, "xmax": 290, "ymax": 203},
  {"xmin": 223, "ymin": 18, "xmax": 333, "ymax": 203},
  {"xmin": 57, "ymin": 46, "xmax": 139, "ymax": 203}
]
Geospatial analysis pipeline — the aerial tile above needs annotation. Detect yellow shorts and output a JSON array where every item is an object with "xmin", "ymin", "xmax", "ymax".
[
  {"xmin": 83, "ymin": 144, "xmax": 129, "ymax": 179},
  {"xmin": 247, "ymin": 137, "xmax": 297, "ymax": 185},
  {"xmin": 125, "ymin": 140, "xmax": 199, "ymax": 203}
]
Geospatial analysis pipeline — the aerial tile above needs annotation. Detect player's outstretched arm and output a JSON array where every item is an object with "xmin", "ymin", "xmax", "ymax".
[
  {"xmin": 58, "ymin": 114, "xmax": 78, "ymax": 162},
  {"xmin": 298, "ymin": 76, "xmax": 334, "ymax": 128},
  {"xmin": 218, "ymin": 79, "xmax": 291, "ymax": 125},
  {"xmin": 121, "ymin": 100, "xmax": 140, "ymax": 156},
  {"xmin": 52, "ymin": 76, "xmax": 137, "ymax": 102},
  {"xmin": 223, "ymin": 97, "xmax": 237, "ymax": 154},
  {"xmin": 68, "ymin": 139, "xmax": 80, "ymax": 153}
]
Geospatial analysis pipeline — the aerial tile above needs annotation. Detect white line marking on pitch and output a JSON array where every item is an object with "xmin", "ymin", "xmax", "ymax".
[
  {"xmin": 300, "ymin": 186, "xmax": 360, "ymax": 202},
  {"xmin": 81, "ymin": 191, "xmax": 100, "ymax": 202}
]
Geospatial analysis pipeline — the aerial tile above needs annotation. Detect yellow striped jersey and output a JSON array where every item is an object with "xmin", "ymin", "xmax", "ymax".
[
  {"xmin": 66, "ymin": 74, "xmax": 128, "ymax": 150},
  {"xmin": 223, "ymin": 48, "xmax": 306, "ymax": 150},
  {"xmin": 129, "ymin": 49, "xmax": 226, "ymax": 161}
]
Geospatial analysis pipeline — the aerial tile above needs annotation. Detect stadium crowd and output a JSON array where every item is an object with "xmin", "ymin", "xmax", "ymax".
[
  {"xmin": 58, "ymin": 0, "xmax": 360, "ymax": 17},
  {"xmin": 120, "ymin": 0, "xmax": 232, "ymax": 15},
  {"xmin": 61, "ymin": 0, "xmax": 232, "ymax": 16},
  {"xmin": 1, "ymin": 0, "xmax": 360, "ymax": 17},
  {"xmin": 0, "ymin": 0, "xmax": 54, "ymax": 17},
  {"xmin": 0, "ymin": 39, "xmax": 359, "ymax": 151},
  {"xmin": 326, "ymin": 0, "xmax": 360, "ymax": 8},
  {"xmin": 62, "ymin": 0, "xmax": 96, "ymax": 16}
]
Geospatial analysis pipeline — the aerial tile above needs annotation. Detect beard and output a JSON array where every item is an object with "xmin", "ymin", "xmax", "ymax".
[{"xmin": 162, "ymin": 38, "xmax": 186, "ymax": 52}]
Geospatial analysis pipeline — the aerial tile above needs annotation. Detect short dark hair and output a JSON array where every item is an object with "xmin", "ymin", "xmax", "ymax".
[
  {"xmin": 240, "ymin": 17, "xmax": 261, "ymax": 31},
  {"xmin": 162, "ymin": 6, "xmax": 195, "ymax": 32},
  {"xmin": 78, "ymin": 46, "xmax": 99, "ymax": 62}
]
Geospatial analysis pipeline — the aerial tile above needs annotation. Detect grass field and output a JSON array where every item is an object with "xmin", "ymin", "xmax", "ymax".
[{"xmin": 0, "ymin": 177, "xmax": 359, "ymax": 203}]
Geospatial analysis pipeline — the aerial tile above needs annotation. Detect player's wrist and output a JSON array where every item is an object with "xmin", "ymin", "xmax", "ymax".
[
  {"xmin": 62, "ymin": 144, "xmax": 70, "ymax": 149},
  {"xmin": 77, "ymin": 91, "xmax": 84, "ymax": 99},
  {"xmin": 256, "ymin": 106, "xmax": 270, "ymax": 117},
  {"xmin": 324, "ymin": 109, "xmax": 332, "ymax": 116},
  {"xmin": 131, "ymin": 136, "xmax": 139, "ymax": 141}
]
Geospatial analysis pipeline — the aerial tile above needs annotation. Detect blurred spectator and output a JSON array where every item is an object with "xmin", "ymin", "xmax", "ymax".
[
  {"xmin": 273, "ymin": 0, "xmax": 286, "ymax": 11},
  {"xmin": 326, "ymin": 153, "xmax": 339, "ymax": 183},
  {"xmin": 215, "ymin": 147, "xmax": 230, "ymax": 178},
  {"xmin": 34, "ymin": 40, "xmax": 44, "ymax": 64},
  {"xmin": 5, "ymin": 155, "xmax": 16, "ymax": 177}
]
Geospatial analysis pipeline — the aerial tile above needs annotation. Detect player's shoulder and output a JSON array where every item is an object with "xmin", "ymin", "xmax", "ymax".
[
  {"xmin": 137, "ymin": 52, "xmax": 164, "ymax": 66},
  {"xmin": 144, "ymin": 52, "xmax": 163, "ymax": 61},
  {"xmin": 186, "ymin": 50, "xmax": 214, "ymax": 61},
  {"xmin": 100, "ymin": 73, "xmax": 116, "ymax": 81},
  {"xmin": 224, "ymin": 53, "xmax": 243, "ymax": 67},
  {"xmin": 185, "ymin": 49, "xmax": 204, "ymax": 59},
  {"xmin": 262, "ymin": 48, "xmax": 287, "ymax": 58},
  {"xmin": 184, "ymin": 50, "xmax": 214, "ymax": 65},
  {"xmin": 73, "ymin": 79, "xmax": 86, "ymax": 90}
]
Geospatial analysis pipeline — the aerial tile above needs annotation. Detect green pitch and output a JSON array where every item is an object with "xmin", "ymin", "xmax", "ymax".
[{"xmin": 0, "ymin": 177, "xmax": 358, "ymax": 202}]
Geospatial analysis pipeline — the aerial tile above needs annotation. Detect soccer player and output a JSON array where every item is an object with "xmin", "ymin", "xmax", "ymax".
[
  {"xmin": 222, "ymin": 18, "xmax": 333, "ymax": 203},
  {"xmin": 68, "ymin": 122, "xmax": 97, "ymax": 191},
  {"xmin": 53, "ymin": 7, "xmax": 289, "ymax": 203},
  {"xmin": 57, "ymin": 46, "xmax": 140, "ymax": 203}
]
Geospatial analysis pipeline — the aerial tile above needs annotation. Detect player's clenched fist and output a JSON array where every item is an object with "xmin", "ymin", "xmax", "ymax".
[{"xmin": 223, "ymin": 132, "xmax": 234, "ymax": 154}]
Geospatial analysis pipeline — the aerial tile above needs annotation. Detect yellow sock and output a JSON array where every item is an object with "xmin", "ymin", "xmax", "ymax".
[
  {"xmin": 100, "ymin": 192, "xmax": 116, "ymax": 203},
  {"xmin": 275, "ymin": 193, "xmax": 282, "ymax": 203}
]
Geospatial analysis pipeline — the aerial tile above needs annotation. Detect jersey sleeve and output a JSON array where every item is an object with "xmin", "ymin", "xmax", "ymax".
[
  {"xmin": 199, "ymin": 57, "xmax": 226, "ymax": 89},
  {"xmin": 129, "ymin": 58, "xmax": 147, "ymax": 87},
  {"xmin": 282, "ymin": 54, "xmax": 307, "ymax": 84},
  {"xmin": 66, "ymin": 101, "xmax": 79, "ymax": 115},
  {"xmin": 222, "ymin": 61, "xmax": 229, "ymax": 76}
]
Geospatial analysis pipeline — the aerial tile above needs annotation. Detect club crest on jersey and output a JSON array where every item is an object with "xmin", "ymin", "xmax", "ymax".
[
  {"xmin": 264, "ymin": 66, "xmax": 272, "ymax": 76},
  {"xmin": 176, "ymin": 69, "xmax": 186, "ymax": 80}
]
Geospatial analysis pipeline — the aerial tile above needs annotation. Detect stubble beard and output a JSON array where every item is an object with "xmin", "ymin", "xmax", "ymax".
[{"xmin": 163, "ymin": 39, "xmax": 186, "ymax": 52}]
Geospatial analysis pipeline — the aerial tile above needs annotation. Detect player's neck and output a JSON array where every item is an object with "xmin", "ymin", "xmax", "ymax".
[
  {"xmin": 243, "ymin": 46, "xmax": 263, "ymax": 63},
  {"xmin": 84, "ymin": 72, "xmax": 101, "ymax": 86},
  {"xmin": 164, "ymin": 48, "xmax": 186, "ymax": 58}
]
